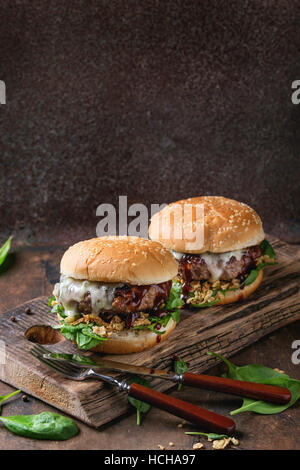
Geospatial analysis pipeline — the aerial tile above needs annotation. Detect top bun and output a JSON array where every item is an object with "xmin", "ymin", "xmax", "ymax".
[
  {"xmin": 149, "ymin": 196, "xmax": 265, "ymax": 254},
  {"xmin": 60, "ymin": 236, "xmax": 178, "ymax": 284}
]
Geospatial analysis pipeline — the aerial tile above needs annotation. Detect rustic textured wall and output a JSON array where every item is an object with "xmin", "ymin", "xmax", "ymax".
[{"xmin": 0, "ymin": 0, "xmax": 300, "ymax": 245}]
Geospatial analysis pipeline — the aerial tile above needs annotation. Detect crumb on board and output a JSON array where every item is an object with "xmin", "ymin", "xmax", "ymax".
[
  {"xmin": 212, "ymin": 437, "xmax": 239, "ymax": 450},
  {"xmin": 193, "ymin": 442, "xmax": 204, "ymax": 450}
]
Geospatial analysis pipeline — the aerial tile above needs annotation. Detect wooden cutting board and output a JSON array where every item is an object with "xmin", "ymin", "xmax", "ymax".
[{"xmin": 0, "ymin": 236, "xmax": 299, "ymax": 428}]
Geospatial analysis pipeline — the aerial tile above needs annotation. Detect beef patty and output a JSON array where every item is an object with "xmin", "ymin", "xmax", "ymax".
[
  {"xmin": 78, "ymin": 280, "xmax": 172, "ymax": 316},
  {"xmin": 178, "ymin": 245, "xmax": 262, "ymax": 283}
]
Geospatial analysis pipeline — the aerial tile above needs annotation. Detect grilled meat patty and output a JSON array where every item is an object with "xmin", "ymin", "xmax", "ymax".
[
  {"xmin": 77, "ymin": 280, "xmax": 172, "ymax": 316},
  {"xmin": 112, "ymin": 281, "xmax": 172, "ymax": 314},
  {"xmin": 178, "ymin": 245, "xmax": 262, "ymax": 283}
]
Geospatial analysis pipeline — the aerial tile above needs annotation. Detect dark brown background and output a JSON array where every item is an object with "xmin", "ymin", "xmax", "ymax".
[{"xmin": 0, "ymin": 0, "xmax": 300, "ymax": 246}]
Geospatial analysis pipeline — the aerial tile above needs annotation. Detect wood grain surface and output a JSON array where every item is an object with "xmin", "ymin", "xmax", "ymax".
[{"xmin": 0, "ymin": 237, "xmax": 299, "ymax": 428}]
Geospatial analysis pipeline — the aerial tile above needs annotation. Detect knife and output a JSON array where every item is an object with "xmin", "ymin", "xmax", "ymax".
[{"xmin": 43, "ymin": 352, "xmax": 291, "ymax": 405}]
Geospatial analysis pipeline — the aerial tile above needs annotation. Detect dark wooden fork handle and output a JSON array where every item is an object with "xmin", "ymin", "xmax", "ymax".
[
  {"xmin": 183, "ymin": 373, "xmax": 291, "ymax": 404},
  {"xmin": 129, "ymin": 382, "xmax": 235, "ymax": 434}
]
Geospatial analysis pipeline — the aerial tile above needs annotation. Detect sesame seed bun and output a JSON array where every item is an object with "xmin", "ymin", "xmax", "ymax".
[
  {"xmin": 60, "ymin": 236, "xmax": 178, "ymax": 285},
  {"xmin": 57, "ymin": 314, "xmax": 176, "ymax": 354},
  {"xmin": 149, "ymin": 196, "xmax": 265, "ymax": 254}
]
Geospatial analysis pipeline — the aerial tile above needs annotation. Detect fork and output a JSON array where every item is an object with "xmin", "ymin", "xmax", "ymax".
[{"xmin": 31, "ymin": 344, "xmax": 235, "ymax": 434}]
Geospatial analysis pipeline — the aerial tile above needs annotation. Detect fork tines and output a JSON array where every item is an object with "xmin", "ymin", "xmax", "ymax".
[{"xmin": 30, "ymin": 344, "xmax": 83, "ymax": 377}]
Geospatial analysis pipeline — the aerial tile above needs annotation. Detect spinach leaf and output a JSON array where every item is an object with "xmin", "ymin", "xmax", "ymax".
[
  {"xmin": 52, "ymin": 303, "xmax": 66, "ymax": 318},
  {"xmin": 0, "ymin": 236, "xmax": 12, "ymax": 267},
  {"xmin": 133, "ymin": 311, "xmax": 179, "ymax": 336},
  {"xmin": 174, "ymin": 356, "xmax": 189, "ymax": 391},
  {"xmin": 0, "ymin": 390, "xmax": 21, "ymax": 413},
  {"xmin": 231, "ymin": 377, "xmax": 300, "ymax": 415},
  {"xmin": 165, "ymin": 281, "xmax": 184, "ymax": 311},
  {"xmin": 77, "ymin": 326, "xmax": 107, "ymax": 350},
  {"xmin": 189, "ymin": 289, "xmax": 220, "ymax": 308},
  {"xmin": 185, "ymin": 431, "xmax": 229, "ymax": 440},
  {"xmin": 49, "ymin": 297, "xmax": 67, "ymax": 318},
  {"xmin": 128, "ymin": 376, "xmax": 152, "ymax": 426},
  {"xmin": 171, "ymin": 309, "xmax": 181, "ymax": 323},
  {"xmin": 256, "ymin": 239, "xmax": 277, "ymax": 270},
  {"xmin": 164, "ymin": 280, "xmax": 183, "ymax": 323},
  {"xmin": 48, "ymin": 296, "xmax": 56, "ymax": 307},
  {"xmin": 260, "ymin": 239, "xmax": 276, "ymax": 260},
  {"xmin": 133, "ymin": 320, "xmax": 168, "ymax": 335},
  {"xmin": 191, "ymin": 298, "xmax": 220, "ymax": 308},
  {"xmin": 57, "ymin": 321, "xmax": 107, "ymax": 350},
  {"xmin": 0, "ymin": 412, "xmax": 79, "ymax": 440},
  {"xmin": 244, "ymin": 269, "xmax": 259, "ymax": 286},
  {"xmin": 50, "ymin": 353, "xmax": 96, "ymax": 366},
  {"xmin": 207, "ymin": 351, "xmax": 299, "ymax": 415}
]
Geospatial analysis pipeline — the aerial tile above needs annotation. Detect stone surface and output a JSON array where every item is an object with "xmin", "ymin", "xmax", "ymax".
[{"xmin": 0, "ymin": 1, "xmax": 300, "ymax": 244}]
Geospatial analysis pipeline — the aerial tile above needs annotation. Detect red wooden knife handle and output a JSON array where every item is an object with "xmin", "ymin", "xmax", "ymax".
[
  {"xmin": 183, "ymin": 372, "xmax": 291, "ymax": 405},
  {"xmin": 129, "ymin": 382, "xmax": 235, "ymax": 434}
]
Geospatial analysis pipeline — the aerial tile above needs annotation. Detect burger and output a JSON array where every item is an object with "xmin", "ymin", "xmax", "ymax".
[
  {"xmin": 49, "ymin": 236, "xmax": 181, "ymax": 354},
  {"xmin": 149, "ymin": 196, "xmax": 276, "ymax": 307}
]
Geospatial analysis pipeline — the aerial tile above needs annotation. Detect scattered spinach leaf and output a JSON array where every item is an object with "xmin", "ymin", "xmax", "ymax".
[
  {"xmin": 0, "ymin": 411, "xmax": 79, "ymax": 440},
  {"xmin": 0, "ymin": 390, "xmax": 21, "ymax": 413},
  {"xmin": 128, "ymin": 376, "xmax": 152, "ymax": 426},
  {"xmin": 0, "ymin": 236, "xmax": 12, "ymax": 267},
  {"xmin": 185, "ymin": 431, "xmax": 229, "ymax": 440},
  {"xmin": 173, "ymin": 356, "xmax": 189, "ymax": 391},
  {"xmin": 207, "ymin": 351, "xmax": 300, "ymax": 415}
]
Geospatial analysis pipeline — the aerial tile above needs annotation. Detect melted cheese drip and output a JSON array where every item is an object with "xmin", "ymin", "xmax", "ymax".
[
  {"xmin": 53, "ymin": 275, "xmax": 123, "ymax": 319},
  {"xmin": 172, "ymin": 249, "xmax": 245, "ymax": 282}
]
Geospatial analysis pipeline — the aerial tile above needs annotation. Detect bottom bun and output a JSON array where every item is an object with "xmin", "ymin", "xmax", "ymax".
[
  {"xmin": 57, "ymin": 314, "xmax": 176, "ymax": 354},
  {"xmin": 92, "ymin": 318, "xmax": 177, "ymax": 354},
  {"xmin": 217, "ymin": 269, "xmax": 263, "ymax": 305}
]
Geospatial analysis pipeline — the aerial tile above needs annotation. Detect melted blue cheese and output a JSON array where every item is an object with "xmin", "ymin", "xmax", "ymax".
[
  {"xmin": 53, "ymin": 275, "xmax": 123, "ymax": 321},
  {"xmin": 172, "ymin": 249, "xmax": 245, "ymax": 282}
]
